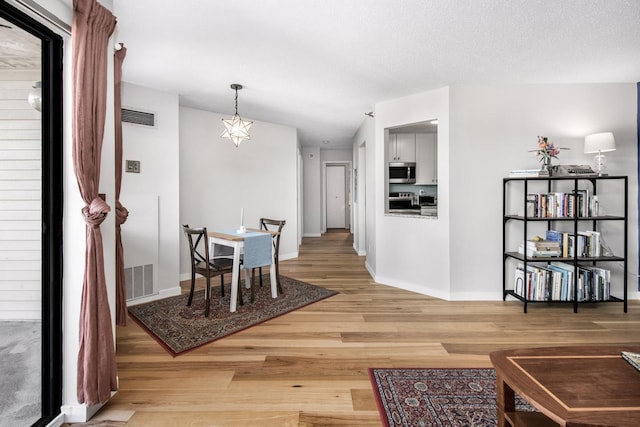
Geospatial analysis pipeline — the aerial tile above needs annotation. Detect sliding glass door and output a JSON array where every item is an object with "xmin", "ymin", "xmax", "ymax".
[{"xmin": 0, "ymin": 2, "xmax": 62, "ymax": 426}]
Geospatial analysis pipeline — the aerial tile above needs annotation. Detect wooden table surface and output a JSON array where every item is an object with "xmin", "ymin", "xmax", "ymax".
[
  {"xmin": 490, "ymin": 345, "xmax": 640, "ymax": 427},
  {"xmin": 208, "ymin": 228, "xmax": 278, "ymax": 241}
]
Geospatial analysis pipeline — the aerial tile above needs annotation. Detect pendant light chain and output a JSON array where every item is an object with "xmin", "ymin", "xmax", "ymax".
[{"xmin": 234, "ymin": 87, "xmax": 239, "ymax": 114}]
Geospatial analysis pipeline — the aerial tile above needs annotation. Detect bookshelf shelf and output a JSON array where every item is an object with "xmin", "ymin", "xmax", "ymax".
[{"xmin": 502, "ymin": 175, "xmax": 628, "ymax": 313}]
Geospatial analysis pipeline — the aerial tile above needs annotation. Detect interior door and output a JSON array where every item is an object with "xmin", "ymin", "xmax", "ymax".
[{"xmin": 326, "ymin": 165, "xmax": 346, "ymax": 229}]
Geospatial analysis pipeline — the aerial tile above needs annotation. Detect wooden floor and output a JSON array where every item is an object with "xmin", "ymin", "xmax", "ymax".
[{"xmin": 84, "ymin": 231, "xmax": 640, "ymax": 426}]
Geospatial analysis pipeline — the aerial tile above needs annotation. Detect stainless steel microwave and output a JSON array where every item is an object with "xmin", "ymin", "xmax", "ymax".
[{"xmin": 389, "ymin": 162, "xmax": 416, "ymax": 183}]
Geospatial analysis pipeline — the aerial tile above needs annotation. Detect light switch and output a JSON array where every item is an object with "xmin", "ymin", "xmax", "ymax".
[{"xmin": 126, "ymin": 160, "xmax": 140, "ymax": 173}]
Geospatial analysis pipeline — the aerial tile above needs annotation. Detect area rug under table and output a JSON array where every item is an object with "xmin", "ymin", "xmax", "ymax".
[
  {"xmin": 128, "ymin": 275, "xmax": 337, "ymax": 356},
  {"xmin": 369, "ymin": 368, "xmax": 535, "ymax": 427}
]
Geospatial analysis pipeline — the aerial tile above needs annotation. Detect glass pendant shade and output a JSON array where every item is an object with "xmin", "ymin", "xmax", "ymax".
[
  {"xmin": 221, "ymin": 84, "xmax": 253, "ymax": 147},
  {"xmin": 222, "ymin": 113, "xmax": 253, "ymax": 147},
  {"xmin": 28, "ymin": 81, "xmax": 42, "ymax": 112}
]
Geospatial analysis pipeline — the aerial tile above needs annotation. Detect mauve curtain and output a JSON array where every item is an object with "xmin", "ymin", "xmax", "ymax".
[
  {"xmin": 72, "ymin": 0, "xmax": 118, "ymax": 406},
  {"xmin": 114, "ymin": 45, "xmax": 128, "ymax": 326}
]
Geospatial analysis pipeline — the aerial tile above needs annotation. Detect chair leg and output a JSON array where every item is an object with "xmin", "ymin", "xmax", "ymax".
[
  {"xmin": 250, "ymin": 268, "xmax": 256, "ymax": 303},
  {"xmin": 220, "ymin": 274, "xmax": 225, "ymax": 297},
  {"xmin": 187, "ymin": 271, "xmax": 196, "ymax": 306},
  {"xmin": 275, "ymin": 256, "xmax": 284, "ymax": 295},
  {"xmin": 236, "ymin": 272, "xmax": 244, "ymax": 306},
  {"xmin": 258, "ymin": 267, "xmax": 263, "ymax": 287},
  {"xmin": 204, "ymin": 276, "xmax": 211, "ymax": 317}
]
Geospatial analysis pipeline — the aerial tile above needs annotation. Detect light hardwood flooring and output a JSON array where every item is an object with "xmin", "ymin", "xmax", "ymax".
[{"xmin": 80, "ymin": 230, "xmax": 640, "ymax": 426}]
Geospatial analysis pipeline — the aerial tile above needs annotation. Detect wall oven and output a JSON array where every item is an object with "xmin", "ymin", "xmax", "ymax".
[{"xmin": 389, "ymin": 162, "xmax": 416, "ymax": 183}]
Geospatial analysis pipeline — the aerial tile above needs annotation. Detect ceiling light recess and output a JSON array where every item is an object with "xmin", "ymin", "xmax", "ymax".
[{"xmin": 221, "ymin": 83, "xmax": 253, "ymax": 147}]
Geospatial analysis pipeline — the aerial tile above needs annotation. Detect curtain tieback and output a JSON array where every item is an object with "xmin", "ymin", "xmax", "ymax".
[
  {"xmin": 116, "ymin": 201, "xmax": 129, "ymax": 226},
  {"xmin": 82, "ymin": 197, "xmax": 111, "ymax": 227}
]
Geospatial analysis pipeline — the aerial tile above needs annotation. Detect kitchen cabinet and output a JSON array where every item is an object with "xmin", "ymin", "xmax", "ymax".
[
  {"xmin": 415, "ymin": 133, "xmax": 437, "ymax": 184},
  {"xmin": 388, "ymin": 133, "xmax": 416, "ymax": 162}
]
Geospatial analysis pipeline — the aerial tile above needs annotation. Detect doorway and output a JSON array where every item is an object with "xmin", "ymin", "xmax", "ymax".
[
  {"xmin": 322, "ymin": 161, "xmax": 352, "ymax": 232},
  {"xmin": 0, "ymin": 3, "xmax": 63, "ymax": 426}
]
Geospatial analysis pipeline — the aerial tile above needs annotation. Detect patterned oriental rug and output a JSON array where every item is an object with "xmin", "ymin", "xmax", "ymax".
[
  {"xmin": 128, "ymin": 275, "xmax": 337, "ymax": 356},
  {"xmin": 369, "ymin": 368, "xmax": 535, "ymax": 427}
]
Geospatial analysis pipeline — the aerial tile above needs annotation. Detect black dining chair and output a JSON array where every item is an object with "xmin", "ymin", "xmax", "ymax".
[
  {"xmin": 182, "ymin": 225, "xmax": 242, "ymax": 316},
  {"xmin": 256, "ymin": 218, "xmax": 286, "ymax": 295}
]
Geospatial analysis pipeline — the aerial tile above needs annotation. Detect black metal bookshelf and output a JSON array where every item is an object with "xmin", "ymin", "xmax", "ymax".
[{"xmin": 502, "ymin": 175, "xmax": 628, "ymax": 313}]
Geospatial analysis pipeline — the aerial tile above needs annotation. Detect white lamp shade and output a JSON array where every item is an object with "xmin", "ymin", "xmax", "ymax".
[{"xmin": 584, "ymin": 132, "xmax": 616, "ymax": 154}]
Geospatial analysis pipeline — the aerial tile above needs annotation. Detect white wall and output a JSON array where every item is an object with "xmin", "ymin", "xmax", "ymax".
[
  {"xmin": 120, "ymin": 82, "xmax": 180, "ymax": 299},
  {"xmin": 449, "ymin": 84, "xmax": 638, "ymax": 300},
  {"xmin": 302, "ymin": 146, "xmax": 321, "ymax": 236},
  {"xmin": 362, "ymin": 83, "xmax": 638, "ymax": 303},
  {"xmin": 179, "ymin": 106, "xmax": 299, "ymax": 277},
  {"xmin": 373, "ymin": 87, "xmax": 451, "ymax": 299},
  {"xmin": 352, "ymin": 117, "xmax": 374, "ymax": 257}
]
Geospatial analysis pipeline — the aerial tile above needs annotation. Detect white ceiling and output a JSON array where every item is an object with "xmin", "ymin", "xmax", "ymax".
[{"xmin": 114, "ymin": 1, "xmax": 639, "ymax": 147}]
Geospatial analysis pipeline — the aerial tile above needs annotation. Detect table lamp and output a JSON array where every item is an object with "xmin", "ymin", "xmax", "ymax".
[{"xmin": 584, "ymin": 132, "xmax": 616, "ymax": 176}]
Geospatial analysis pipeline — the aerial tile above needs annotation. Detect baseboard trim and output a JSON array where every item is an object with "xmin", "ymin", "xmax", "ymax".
[
  {"xmin": 46, "ymin": 412, "xmax": 64, "ymax": 427},
  {"xmin": 374, "ymin": 274, "xmax": 450, "ymax": 301},
  {"xmin": 126, "ymin": 286, "xmax": 181, "ymax": 306},
  {"xmin": 303, "ymin": 233, "xmax": 321, "ymax": 237}
]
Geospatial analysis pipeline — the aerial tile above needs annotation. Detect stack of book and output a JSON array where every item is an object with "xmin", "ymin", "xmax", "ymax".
[
  {"xmin": 509, "ymin": 169, "xmax": 550, "ymax": 178},
  {"xmin": 518, "ymin": 239, "xmax": 561, "ymax": 257}
]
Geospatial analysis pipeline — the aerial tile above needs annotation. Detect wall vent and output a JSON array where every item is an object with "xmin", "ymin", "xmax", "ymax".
[
  {"xmin": 122, "ymin": 108, "xmax": 156, "ymax": 127},
  {"xmin": 125, "ymin": 264, "xmax": 154, "ymax": 300}
]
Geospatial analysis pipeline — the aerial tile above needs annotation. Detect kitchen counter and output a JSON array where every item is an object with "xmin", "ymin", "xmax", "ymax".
[{"xmin": 387, "ymin": 208, "xmax": 437, "ymax": 218}]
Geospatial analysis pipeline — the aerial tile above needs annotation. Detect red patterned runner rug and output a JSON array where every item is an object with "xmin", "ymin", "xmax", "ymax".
[
  {"xmin": 128, "ymin": 275, "xmax": 337, "ymax": 356},
  {"xmin": 369, "ymin": 368, "xmax": 534, "ymax": 427}
]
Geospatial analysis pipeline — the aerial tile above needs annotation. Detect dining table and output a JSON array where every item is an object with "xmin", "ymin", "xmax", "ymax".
[{"xmin": 208, "ymin": 228, "xmax": 278, "ymax": 312}]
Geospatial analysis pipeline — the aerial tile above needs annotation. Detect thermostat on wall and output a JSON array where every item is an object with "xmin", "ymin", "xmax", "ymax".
[{"xmin": 126, "ymin": 160, "xmax": 140, "ymax": 173}]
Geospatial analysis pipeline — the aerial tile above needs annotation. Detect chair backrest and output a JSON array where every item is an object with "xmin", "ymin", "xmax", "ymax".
[
  {"xmin": 182, "ymin": 225, "xmax": 209, "ymax": 266},
  {"xmin": 259, "ymin": 218, "xmax": 286, "ymax": 254}
]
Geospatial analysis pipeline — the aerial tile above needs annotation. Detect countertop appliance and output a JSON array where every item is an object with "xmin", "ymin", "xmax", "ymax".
[
  {"xmin": 388, "ymin": 192, "xmax": 420, "ymax": 214},
  {"xmin": 389, "ymin": 162, "xmax": 416, "ymax": 184},
  {"xmin": 419, "ymin": 195, "xmax": 437, "ymax": 216}
]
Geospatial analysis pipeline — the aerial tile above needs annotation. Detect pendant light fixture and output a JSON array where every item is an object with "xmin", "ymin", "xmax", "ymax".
[
  {"xmin": 28, "ymin": 81, "xmax": 42, "ymax": 112},
  {"xmin": 221, "ymin": 83, "xmax": 253, "ymax": 147}
]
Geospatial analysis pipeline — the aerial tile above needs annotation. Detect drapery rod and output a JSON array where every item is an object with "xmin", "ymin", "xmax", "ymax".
[{"xmin": 14, "ymin": 0, "xmax": 72, "ymax": 36}]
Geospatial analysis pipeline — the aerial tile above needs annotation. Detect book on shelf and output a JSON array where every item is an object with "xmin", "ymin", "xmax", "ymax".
[
  {"xmin": 512, "ymin": 261, "xmax": 611, "ymax": 302},
  {"xmin": 524, "ymin": 189, "xmax": 601, "ymax": 218},
  {"xmin": 549, "ymin": 261, "xmax": 575, "ymax": 301},
  {"xmin": 622, "ymin": 352, "xmax": 640, "ymax": 372},
  {"xmin": 545, "ymin": 229, "xmax": 602, "ymax": 258},
  {"xmin": 545, "ymin": 229, "xmax": 564, "ymax": 253},
  {"xmin": 514, "ymin": 263, "xmax": 551, "ymax": 301},
  {"xmin": 578, "ymin": 265, "xmax": 611, "ymax": 301}
]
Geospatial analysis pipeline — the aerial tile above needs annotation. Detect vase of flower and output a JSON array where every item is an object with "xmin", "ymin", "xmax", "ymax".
[
  {"xmin": 541, "ymin": 155, "xmax": 553, "ymax": 175},
  {"xmin": 530, "ymin": 136, "xmax": 568, "ymax": 176}
]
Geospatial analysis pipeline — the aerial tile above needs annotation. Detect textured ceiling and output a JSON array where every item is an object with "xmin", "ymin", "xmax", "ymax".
[
  {"xmin": 0, "ymin": 17, "xmax": 40, "ymax": 70},
  {"xmin": 117, "ymin": 1, "xmax": 639, "ymax": 147}
]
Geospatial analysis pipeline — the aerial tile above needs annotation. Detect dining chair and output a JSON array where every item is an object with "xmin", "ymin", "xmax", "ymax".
[
  {"xmin": 256, "ymin": 218, "xmax": 286, "ymax": 295},
  {"xmin": 182, "ymin": 225, "xmax": 242, "ymax": 317}
]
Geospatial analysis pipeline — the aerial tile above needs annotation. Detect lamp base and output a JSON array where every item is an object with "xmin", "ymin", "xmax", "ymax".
[{"xmin": 594, "ymin": 152, "xmax": 608, "ymax": 176}]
